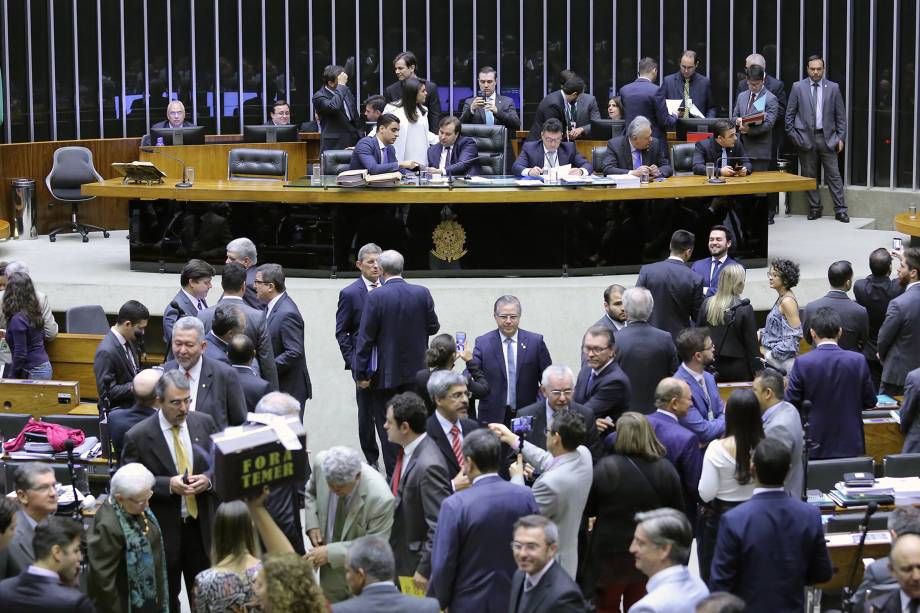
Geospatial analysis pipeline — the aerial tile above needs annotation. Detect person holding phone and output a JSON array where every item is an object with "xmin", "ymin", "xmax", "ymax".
[
  {"xmin": 459, "ymin": 66, "xmax": 520, "ymax": 131},
  {"xmin": 691, "ymin": 119, "xmax": 753, "ymax": 177},
  {"xmin": 416, "ymin": 333, "xmax": 489, "ymax": 417}
]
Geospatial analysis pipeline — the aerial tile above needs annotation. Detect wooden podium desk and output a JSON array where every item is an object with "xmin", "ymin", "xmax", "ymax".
[{"xmin": 139, "ymin": 141, "xmax": 311, "ymax": 182}]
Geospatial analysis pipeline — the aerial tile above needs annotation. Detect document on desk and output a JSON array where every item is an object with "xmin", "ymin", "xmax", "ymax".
[{"xmin": 609, "ymin": 174, "xmax": 641, "ymax": 189}]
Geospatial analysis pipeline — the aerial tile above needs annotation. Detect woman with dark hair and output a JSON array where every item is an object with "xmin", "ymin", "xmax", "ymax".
[
  {"xmin": 607, "ymin": 96, "xmax": 625, "ymax": 120},
  {"xmin": 1, "ymin": 273, "xmax": 52, "ymax": 379},
  {"xmin": 583, "ymin": 412, "xmax": 683, "ymax": 612},
  {"xmin": 759, "ymin": 258, "xmax": 803, "ymax": 372},
  {"xmin": 380, "ymin": 76, "xmax": 437, "ymax": 166},
  {"xmin": 700, "ymin": 263, "xmax": 762, "ymax": 382},
  {"xmin": 696, "ymin": 389, "xmax": 765, "ymax": 583},
  {"xmin": 415, "ymin": 333, "xmax": 489, "ymax": 417}
]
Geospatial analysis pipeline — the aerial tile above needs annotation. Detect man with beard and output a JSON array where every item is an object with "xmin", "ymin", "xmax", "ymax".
[
  {"xmin": 691, "ymin": 226, "xmax": 740, "ymax": 297},
  {"xmin": 878, "ymin": 248, "xmax": 920, "ymax": 396},
  {"xmin": 673, "ymin": 327, "xmax": 725, "ymax": 444}
]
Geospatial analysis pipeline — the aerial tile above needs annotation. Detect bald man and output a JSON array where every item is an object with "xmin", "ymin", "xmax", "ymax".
[
  {"xmin": 867, "ymin": 533, "xmax": 920, "ymax": 612},
  {"xmin": 143, "ymin": 100, "xmax": 195, "ymax": 145},
  {"xmin": 107, "ymin": 369, "xmax": 161, "ymax": 457}
]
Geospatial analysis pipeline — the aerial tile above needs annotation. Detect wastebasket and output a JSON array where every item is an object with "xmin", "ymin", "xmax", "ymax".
[{"xmin": 10, "ymin": 178, "xmax": 37, "ymax": 240}]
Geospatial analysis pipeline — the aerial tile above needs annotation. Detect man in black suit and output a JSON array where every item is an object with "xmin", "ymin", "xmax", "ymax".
[
  {"xmin": 513, "ymin": 118, "xmax": 593, "ymax": 177},
  {"xmin": 255, "ymin": 263, "xmax": 313, "ymax": 413},
  {"xmin": 93, "ymin": 299, "xmax": 148, "ymax": 409},
  {"xmin": 601, "ymin": 115, "xmax": 672, "ymax": 178},
  {"xmin": 163, "ymin": 258, "xmax": 214, "ymax": 349},
  {"xmin": 868, "ymin": 532, "xmax": 920, "ymax": 613},
  {"xmin": 225, "ymin": 237, "xmax": 263, "ymax": 310},
  {"xmin": 594, "ymin": 284, "xmax": 627, "ymax": 335},
  {"xmin": 527, "ymin": 75, "xmax": 589, "ymax": 141},
  {"xmin": 425, "ymin": 370, "xmax": 482, "ymax": 486},
  {"xmin": 313, "ymin": 64, "xmax": 362, "ymax": 152},
  {"xmin": 427, "ymin": 115, "xmax": 481, "ymax": 177},
  {"xmin": 383, "ymin": 392, "xmax": 452, "ymax": 592},
  {"xmin": 507, "ymin": 515, "xmax": 585, "ymax": 613},
  {"xmin": 878, "ymin": 248, "xmax": 920, "ymax": 396},
  {"xmin": 656, "ymin": 49, "xmax": 716, "ymax": 118},
  {"xmin": 202, "ymin": 302, "xmax": 242, "ymax": 366},
  {"xmin": 619, "ymin": 57, "xmax": 672, "ymax": 139},
  {"xmin": 108, "ymin": 368, "xmax": 161, "ymax": 457},
  {"xmin": 573, "ymin": 325, "xmax": 632, "ymax": 420},
  {"xmin": 161, "ymin": 316, "xmax": 247, "ymax": 430},
  {"xmin": 691, "ymin": 118, "xmax": 753, "ymax": 176},
  {"xmin": 363, "ymin": 95, "xmax": 387, "ymax": 135},
  {"xmin": 122, "ymin": 370, "xmax": 219, "ymax": 613},
  {"xmin": 228, "ymin": 334, "xmax": 270, "ymax": 412},
  {"xmin": 459, "ymin": 65, "xmax": 521, "ymax": 131},
  {"xmin": 614, "ymin": 287, "xmax": 679, "ymax": 414},
  {"xmin": 0, "ymin": 518, "xmax": 93, "ymax": 612},
  {"xmin": 802, "ymin": 260, "xmax": 869, "ymax": 352},
  {"xmin": 384, "ymin": 51, "xmax": 441, "ymax": 133},
  {"xmin": 854, "ymin": 248, "xmax": 904, "ymax": 389},
  {"xmin": 637, "ymin": 229, "xmax": 705, "ymax": 339}
]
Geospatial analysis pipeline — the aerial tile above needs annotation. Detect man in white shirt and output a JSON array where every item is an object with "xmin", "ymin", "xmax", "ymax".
[{"xmin": 507, "ymin": 515, "xmax": 585, "ymax": 612}]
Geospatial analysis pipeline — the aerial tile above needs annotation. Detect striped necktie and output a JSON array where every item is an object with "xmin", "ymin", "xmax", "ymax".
[{"xmin": 450, "ymin": 425, "xmax": 463, "ymax": 466}]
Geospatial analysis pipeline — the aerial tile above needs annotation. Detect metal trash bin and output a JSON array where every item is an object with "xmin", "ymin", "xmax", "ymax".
[{"xmin": 11, "ymin": 178, "xmax": 38, "ymax": 240}]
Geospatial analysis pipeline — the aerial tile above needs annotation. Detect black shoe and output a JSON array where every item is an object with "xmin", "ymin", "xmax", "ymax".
[
  {"xmin": 768, "ymin": 217, "xmax": 775, "ymax": 225},
  {"xmin": 807, "ymin": 210, "xmax": 821, "ymax": 220},
  {"xmin": 836, "ymin": 212, "xmax": 850, "ymax": 223}
]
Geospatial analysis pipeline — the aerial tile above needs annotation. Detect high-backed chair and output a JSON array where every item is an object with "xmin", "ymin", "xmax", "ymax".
[
  {"xmin": 460, "ymin": 124, "xmax": 507, "ymax": 175},
  {"xmin": 0, "ymin": 413, "xmax": 32, "ymax": 441},
  {"xmin": 321, "ymin": 150, "xmax": 354, "ymax": 176},
  {"xmin": 592, "ymin": 146, "xmax": 608, "ymax": 174},
  {"xmin": 807, "ymin": 457, "xmax": 874, "ymax": 493},
  {"xmin": 883, "ymin": 453, "xmax": 920, "ymax": 478},
  {"xmin": 670, "ymin": 142, "xmax": 697, "ymax": 175},
  {"xmin": 228, "ymin": 148, "xmax": 288, "ymax": 180},
  {"xmin": 45, "ymin": 146, "xmax": 110, "ymax": 242},
  {"xmin": 65, "ymin": 305, "xmax": 109, "ymax": 334},
  {"xmin": 825, "ymin": 511, "xmax": 891, "ymax": 533}
]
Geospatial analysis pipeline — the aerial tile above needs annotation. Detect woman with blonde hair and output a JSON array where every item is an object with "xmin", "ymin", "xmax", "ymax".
[{"xmin": 700, "ymin": 263, "xmax": 762, "ymax": 382}]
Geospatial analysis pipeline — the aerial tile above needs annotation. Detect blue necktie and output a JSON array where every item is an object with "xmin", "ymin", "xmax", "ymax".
[
  {"xmin": 720, "ymin": 149, "xmax": 727, "ymax": 168},
  {"xmin": 505, "ymin": 337, "xmax": 517, "ymax": 408},
  {"xmin": 710, "ymin": 258, "xmax": 720, "ymax": 289},
  {"xmin": 484, "ymin": 98, "xmax": 495, "ymax": 125},
  {"xmin": 633, "ymin": 150, "xmax": 642, "ymax": 170},
  {"xmin": 382, "ymin": 147, "xmax": 390, "ymax": 164}
]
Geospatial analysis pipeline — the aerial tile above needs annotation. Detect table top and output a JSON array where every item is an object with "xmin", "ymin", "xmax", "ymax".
[
  {"xmin": 0, "ymin": 219, "xmax": 9, "ymax": 240},
  {"xmin": 895, "ymin": 211, "xmax": 920, "ymax": 236}
]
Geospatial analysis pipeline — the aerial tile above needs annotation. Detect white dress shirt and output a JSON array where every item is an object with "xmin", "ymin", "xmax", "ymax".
[
  {"xmin": 181, "ymin": 288, "xmax": 204, "ymax": 313},
  {"xmin": 435, "ymin": 410, "xmax": 461, "ymax": 443},
  {"xmin": 180, "ymin": 357, "xmax": 204, "ymax": 412},
  {"xmin": 500, "ymin": 332, "xmax": 518, "ymax": 404},
  {"xmin": 158, "ymin": 410, "xmax": 194, "ymax": 518},
  {"xmin": 524, "ymin": 557, "xmax": 557, "ymax": 591},
  {"xmin": 399, "ymin": 432, "xmax": 427, "ymax": 479},
  {"xmin": 265, "ymin": 291, "xmax": 285, "ymax": 320}
]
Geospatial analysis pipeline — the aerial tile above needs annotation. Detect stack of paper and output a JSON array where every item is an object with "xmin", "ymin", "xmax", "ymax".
[{"xmin": 609, "ymin": 173, "xmax": 641, "ymax": 189}]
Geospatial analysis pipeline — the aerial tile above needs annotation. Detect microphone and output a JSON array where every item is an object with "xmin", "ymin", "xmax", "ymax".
[
  {"xmin": 169, "ymin": 300, "xmax": 188, "ymax": 319},
  {"xmin": 64, "ymin": 438, "xmax": 81, "ymax": 520},
  {"xmin": 140, "ymin": 146, "xmax": 192, "ymax": 188},
  {"xmin": 723, "ymin": 298, "xmax": 751, "ymax": 313}
]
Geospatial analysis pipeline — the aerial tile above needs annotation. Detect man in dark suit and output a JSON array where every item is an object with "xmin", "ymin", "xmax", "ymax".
[
  {"xmin": 108, "ymin": 368, "xmax": 161, "ymax": 457},
  {"xmin": 459, "ymin": 65, "xmax": 520, "ymax": 131},
  {"xmin": 855, "ymin": 248, "xmax": 904, "ymax": 390},
  {"xmin": 384, "ymin": 51, "xmax": 441, "ymax": 133},
  {"xmin": 853, "ymin": 506, "xmax": 920, "ymax": 610},
  {"xmin": 93, "ymin": 299, "xmax": 148, "ymax": 409},
  {"xmin": 225, "ymin": 237, "xmax": 263, "ymax": 310},
  {"xmin": 426, "ymin": 115, "xmax": 480, "ymax": 177},
  {"xmin": 199, "ymin": 261, "xmax": 278, "ymax": 388},
  {"xmin": 354, "ymin": 250, "xmax": 440, "ymax": 477},
  {"xmin": 734, "ymin": 62, "xmax": 782, "ymax": 223},
  {"xmin": 513, "ymin": 118, "xmax": 592, "ymax": 177},
  {"xmin": 0, "ymin": 518, "xmax": 93, "ymax": 613},
  {"xmin": 690, "ymin": 225, "xmax": 740, "ymax": 297},
  {"xmin": 333, "ymin": 536, "xmax": 440, "ymax": 613},
  {"xmin": 163, "ymin": 258, "xmax": 214, "ymax": 348},
  {"xmin": 362, "ymin": 94, "xmax": 387, "ymax": 135},
  {"xmin": 614, "ymin": 287, "xmax": 679, "ymax": 414},
  {"xmin": 619, "ymin": 57, "xmax": 673, "ymax": 139},
  {"xmin": 637, "ymin": 229, "xmax": 705, "ymax": 339},
  {"xmin": 656, "ymin": 49, "xmax": 717, "ymax": 118},
  {"xmin": 429, "ymin": 429, "xmax": 539, "ymax": 612},
  {"xmin": 526, "ymin": 75, "xmax": 597, "ymax": 141},
  {"xmin": 161, "ymin": 316, "xmax": 247, "ymax": 430},
  {"xmin": 574, "ymin": 325, "xmax": 631, "ymax": 419},
  {"xmin": 142, "ymin": 99, "xmax": 195, "ymax": 146},
  {"xmin": 312, "ymin": 64, "xmax": 362, "ymax": 152},
  {"xmin": 709, "ymin": 438, "xmax": 832, "ymax": 612},
  {"xmin": 736, "ymin": 53, "xmax": 788, "ymax": 133},
  {"xmin": 254, "ymin": 263, "xmax": 313, "ymax": 413},
  {"xmin": 673, "ymin": 327, "xmax": 725, "ymax": 444},
  {"xmin": 383, "ymin": 392, "xmax": 452, "ymax": 591},
  {"xmin": 802, "ymin": 260, "xmax": 869, "ymax": 352},
  {"xmin": 507, "ymin": 515, "xmax": 585, "ymax": 613},
  {"xmin": 349, "ymin": 113, "xmax": 420, "ymax": 174},
  {"xmin": 227, "ymin": 334, "xmax": 270, "ymax": 412},
  {"xmin": 878, "ymin": 247, "xmax": 920, "ymax": 396},
  {"xmin": 122, "ymin": 370, "xmax": 219, "ymax": 613},
  {"xmin": 691, "ymin": 119, "xmax": 753, "ymax": 176},
  {"xmin": 3, "ymin": 464, "xmax": 59, "ymax": 578},
  {"xmin": 786, "ymin": 307, "xmax": 876, "ymax": 459},
  {"xmin": 594, "ymin": 284, "xmax": 627, "ymax": 335},
  {"xmin": 468, "ymin": 295, "xmax": 552, "ymax": 425},
  {"xmin": 601, "ymin": 115, "xmax": 672, "ymax": 178},
  {"xmin": 201, "ymin": 302, "xmax": 242, "ymax": 366},
  {"xmin": 900, "ymin": 367, "xmax": 920, "ymax": 453},
  {"xmin": 335, "ymin": 243, "xmax": 384, "ymax": 466},
  {"xmin": 867, "ymin": 532, "xmax": 920, "ymax": 613},
  {"xmin": 425, "ymin": 370, "xmax": 482, "ymax": 482}
]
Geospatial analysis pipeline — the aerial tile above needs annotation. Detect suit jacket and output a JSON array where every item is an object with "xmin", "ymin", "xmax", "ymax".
[
  {"xmin": 761, "ymin": 400, "xmax": 806, "ymax": 497},
  {"xmin": 459, "ymin": 94, "xmax": 521, "ymax": 130},
  {"xmin": 312, "ymin": 84, "xmax": 362, "ymax": 150},
  {"xmin": 93, "ymin": 330, "xmax": 140, "ymax": 409},
  {"xmin": 331, "ymin": 582, "xmax": 440, "ymax": 613},
  {"xmin": 709, "ymin": 491, "xmax": 832, "ymax": 613},
  {"xmin": 785, "ymin": 77, "xmax": 847, "ymax": 150},
  {"xmin": 507, "ymin": 560, "xmax": 586, "ymax": 613},
  {"xmin": 690, "ymin": 255, "xmax": 740, "ymax": 297},
  {"xmin": 802, "ymin": 291, "xmax": 869, "ymax": 352},
  {"xmin": 614, "ymin": 321, "xmax": 679, "ymax": 413},
  {"xmin": 121, "ymin": 411, "xmax": 219, "ymax": 567},
  {"xmin": 1, "ymin": 510, "xmax": 36, "ymax": 578},
  {"xmin": 512, "ymin": 141, "xmax": 593, "ymax": 176},
  {"xmin": 515, "ymin": 400, "xmax": 601, "ymax": 462},
  {"xmin": 233, "ymin": 364, "xmax": 271, "ymax": 412},
  {"xmin": 526, "ymin": 90, "xmax": 597, "ymax": 141},
  {"xmin": 162, "ymin": 289, "xmax": 201, "ymax": 347},
  {"xmin": 619, "ymin": 77, "xmax": 672, "ymax": 138},
  {"xmin": 636, "ymin": 258, "xmax": 705, "ymax": 339},
  {"xmin": 304, "ymin": 452, "xmax": 395, "ymax": 603},
  {"xmin": 573, "ymin": 360, "xmax": 631, "ymax": 419},
  {"xmin": 469, "ymin": 328, "xmax": 553, "ymax": 424},
  {"xmin": 349, "ymin": 135, "xmax": 401, "ymax": 175},
  {"xmin": 266, "ymin": 292, "xmax": 313, "ymax": 405},
  {"xmin": 202, "ymin": 332, "xmax": 232, "ymax": 366},
  {"xmin": 646, "ymin": 411, "xmax": 703, "ymax": 520},
  {"xmin": 198, "ymin": 296, "xmax": 279, "ymax": 389},
  {"xmin": 385, "ymin": 78, "xmax": 442, "ymax": 133},
  {"xmin": 656, "ymin": 71, "xmax": 716, "ymax": 118},
  {"xmin": 0, "ymin": 571, "xmax": 95, "ymax": 613},
  {"xmin": 515, "ymin": 444, "xmax": 593, "ymax": 577},
  {"xmin": 854, "ymin": 556, "xmax": 897, "ymax": 611},
  {"xmin": 691, "ymin": 136, "xmax": 753, "ymax": 175},
  {"xmin": 786, "ymin": 343, "xmax": 876, "ymax": 459},
  {"xmin": 601, "ymin": 135, "xmax": 672, "ymax": 177},
  {"xmin": 572, "ymin": 93, "xmax": 602, "ymax": 138},
  {"xmin": 335, "ymin": 277, "xmax": 373, "ymax": 370},
  {"xmin": 628, "ymin": 565, "xmax": 709, "ymax": 613},
  {"xmin": 426, "ymin": 136, "xmax": 480, "ymax": 176},
  {"xmin": 390, "ymin": 435, "xmax": 453, "ymax": 579},
  {"xmin": 161, "ymin": 356, "xmax": 247, "ymax": 430},
  {"xmin": 899, "ymin": 368, "xmax": 920, "ymax": 452},
  {"xmin": 854, "ymin": 274, "xmax": 903, "ymax": 362},
  {"xmin": 429, "ymin": 474, "xmax": 540, "ymax": 613},
  {"xmin": 868, "ymin": 589, "xmax": 907, "ymax": 613},
  {"xmin": 737, "ymin": 73, "xmax": 787, "ymax": 117},
  {"xmin": 877, "ymin": 284, "xmax": 920, "ymax": 388},
  {"xmin": 425, "ymin": 413, "xmax": 482, "ymax": 475},
  {"xmin": 594, "ymin": 314, "xmax": 625, "ymax": 338},
  {"xmin": 673, "ymin": 366, "xmax": 725, "ymax": 444},
  {"xmin": 107, "ymin": 403, "xmax": 156, "ymax": 458},
  {"xmin": 732, "ymin": 86, "xmax": 779, "ymax": 163},
  {"xmin": 354, "ymin": 277, "xmax": 440, "ymax": 389},
  {"xmin": 698, "ymin": 299, "xmax": 761, "ymax": 382},
  {"xmin": 242, "ymin": 266, "xmax": 263, "ymax": 311}
]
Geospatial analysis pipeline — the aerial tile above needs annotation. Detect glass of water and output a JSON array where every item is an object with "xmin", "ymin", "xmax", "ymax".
[
  {"xmin": 311, "ymin": 163, "xmax": 322, "ymax": 186},
  {"xmin": 705, "ymin": 162, "xmax": 716, "ymax": 181}
]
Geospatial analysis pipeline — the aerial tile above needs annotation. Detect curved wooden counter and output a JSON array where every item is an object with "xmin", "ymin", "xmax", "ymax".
[{"xmin": 894, "ymin": 211, "xmax": 920, "ymax": 239}]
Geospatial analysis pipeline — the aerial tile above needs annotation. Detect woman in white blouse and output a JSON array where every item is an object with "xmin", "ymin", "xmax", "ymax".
[
  {"xmin": 696, "ymin": 389, "xmax": 765, "ymax": 583},
  {"xmin": 380, "ymin": 77, "xmax": 438, "ymax": 166}
]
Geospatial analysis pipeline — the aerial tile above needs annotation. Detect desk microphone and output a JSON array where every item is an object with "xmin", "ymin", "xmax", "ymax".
[
  {"xmin": 63, "ymin": 438, "xmax": 82, "ymax": 520},
  {"xmin": 169, "ymin": 300, "xmax": 188, "ymax": 318},
  {"xmin": 140, "ymin": 146, "xmax": 192, "ymax": 188}
]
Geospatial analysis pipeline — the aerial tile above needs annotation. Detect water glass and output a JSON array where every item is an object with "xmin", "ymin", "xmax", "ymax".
[
  {"xmin": 311, "ymin": 163, "xmax": 322, "ymax": 186},
  {"xmin": 183, "ymin": 166, "xmax": 195, "ymax": 185},
  {"xmin": 910, "ymin": 204, "xmax": 918, "ymax": 220},
  {"xmin": 639, "ymin": 170, "xmax": 650, "ymax": 184},
  {"xmin": 705, "ymin": 162, "xmax": 716, "ymax": 181}
]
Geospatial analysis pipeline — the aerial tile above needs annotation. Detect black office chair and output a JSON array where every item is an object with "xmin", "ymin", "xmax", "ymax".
[
  {"xmin": 2, "ymin": 461, "xmax": 89, "ymax": 495},
  {"xmin": 825, "ymin": 511, "xmax": 891, "ymax": 533},
  {"xmin": 591, "ymin": 146, "xmax": 608, "ymax": 174},
  {"xmin": 0, "ymin": 413, "xmax": 32, "ymax": 442},
  {"xmin": 670, "ymin": 142, "xmax": 696, "ymax": 175},
  {"xmin": 460, "ymin": 123, "xmax": 507, "ymax": 175},
  {"xmin": 45, "ymin": 146, "xmax": 110, "ymax": 243},
  {"xmin": 40, "ymin": 414, "xmax": 101, "ymax": 440},
  {"xmin": 883, "ymin": 453, "xmax": 920, "ymax": 478},
  {"xmin": 321, "ymin": 150, "xmax": 354, "ymax": 176},
  {"xmin": 228, "ymin": 148, "xmax": 288, "ymax": 180},
  {"xmin": 807, "ymin": 457, "xmax": 875, "ymax": 493},
  {"xmin": 65, "ymin": 305, "xmax": 109, "ymax": 334}
]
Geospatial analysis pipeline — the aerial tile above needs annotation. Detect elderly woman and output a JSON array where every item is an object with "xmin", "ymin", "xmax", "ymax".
[
  {"xmin": 759, "ymin": 258, "xmax": 803, "ymax": 372},
  {"xmin": 88, "ymin": 462, "xmax": 168, "ymax": 613},
  {"xmin": 416, "ymin": 333, "xmax": 489, "ymax": 417}
]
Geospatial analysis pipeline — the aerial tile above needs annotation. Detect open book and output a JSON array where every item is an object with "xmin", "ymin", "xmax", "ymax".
[
  {"xmin": 336, "ymin": 168, "xmax": 403, "ymax": 186},
  {"xmin": 112, "ymin": 161, "xmax": 167, "ymax": 184}
]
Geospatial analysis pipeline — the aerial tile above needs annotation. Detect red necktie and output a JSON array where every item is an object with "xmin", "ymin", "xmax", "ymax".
[
  {"xmin": 391, "ymin": 449, "xmax": 404, "ymax": 496},
  {"xmin": 450, "ymin": 425, "xmax": 463, "ymax": 466}
]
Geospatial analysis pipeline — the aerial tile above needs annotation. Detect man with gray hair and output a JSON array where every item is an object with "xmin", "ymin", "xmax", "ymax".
[
  {"xmin": 614, "ymin": 286, "xmax": 679, "ymax": 413},
  {"xmin": 507, "ymin": 515, "xmax": 585, "ymax": 612},
  {"xmin": 425, "ymin": 369, "xmax": 482, "ymax": 480},
  {"xmin": 0, "ymin": 260, "xmax": 58, "ymax": 376},
  {"xmin": 2, "ymin": 463, "xmax": 58, "ymax": 577},
  {"xmin": 225, "ymin": 236, "xmax": 262, "ymax": 309},
  {"xmin": 304, "ymin": 446, "xmax": 394, "ymax": 603},
  {"xmin": 628, "ymin": 508, "xmax": 709, "ymax": 612},
  {"xmin": 334, "ymin": 535, "xmax": 440, "ymax": 612},
  {"xmin": 602, "ymin": 115, "xmax": 673, "ymax": 177},
  {"xmin": 853, "ymin": 506, "xmax": 920, "ymax": 609},
  {"xmin": 355, "ymin": 249, "xmax": 439, "ymax": 478}
]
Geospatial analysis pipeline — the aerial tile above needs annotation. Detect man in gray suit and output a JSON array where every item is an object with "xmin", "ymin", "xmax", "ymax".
[
  {"xmin": 785, "ymin": 54, "xmax": 849, "ymax": 222},
  {"xmin": 753, "ymin": 368, "xmax": 805, "ymax": 498},
  {"xmin": 1, "ymin": 464, "xmax": 58, "ymax": 578},
  {"xmin": 507, "ymin": 515, "xmax": 585, "ymax": 613},
  {"xmin": 802, "ymin": 260, "xmax": 869, "ymax": 352},
  {"xmin": 383, "ymin": 392, "xmax": 452, "ymax": 592},
  {"xmin": 733, "ymin": 64, "xmax": 780, "ymax": 223},
  {"xmin": 852, "ymin": 506, "xmax": 920, "ymax": 610},
  {"xmin": 333, "ymin": 536, "xmax": 439, "ymax": 612},
  {"xmin": 899, "ymin": 366, "xmax": 920, "ymax": 453},
  {"xmin": 878, "ymin": 247, "xmax": 920, "ymax": 395},
  {"xmin": 492, "ymin": 411, "xmax": 593, "ymax": 578}
]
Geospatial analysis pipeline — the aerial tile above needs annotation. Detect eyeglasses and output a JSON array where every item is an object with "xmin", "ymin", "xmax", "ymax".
[
  {"xmin": 702, "ymin": 344, "xmax": 715, "ymax": 352},
  {"xmin": 28, "ymin": 483, "xmax": 57, "ymax": 493},
  {"xmin": 495, "ymin": 314, "xmax": 520, "ymax": 321},
  {"xmin": 582, "ymin": 345, "xmax": 611, "ymax": 355},
  {"xmin": 167, "ymin": 396, "xmax": 193, "ymax": 407},
  {"xmin": 511, "ymin": 541, "xmax": 543, "ymax": 553},
  {"xmin": 253, "ymin": 279, "xmax": 273, "ymax": 286},
  {"xmin": 449, "ymin": 390, "xmax": 473, "ymax": 400},
  {"xmin": 547, "ymin": 388, "xmax": 573, "ymax": 398}
]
